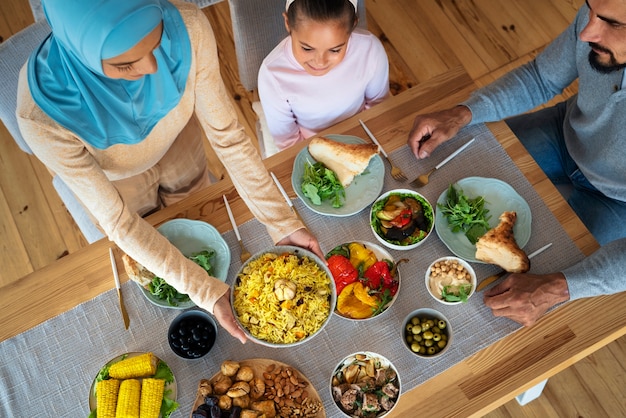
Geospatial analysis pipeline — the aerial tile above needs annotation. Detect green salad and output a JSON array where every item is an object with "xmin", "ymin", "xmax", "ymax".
[
  {"xmin": 147, "ymin": 249, "xmax": 215, "ymax": 306},
  {"xmin": 301, "ymin": 160, "xmax": 345, "ymax": 208},
  {"xmin": 437, "ymin": 184, "xmax": 491, "ymax": 244}
]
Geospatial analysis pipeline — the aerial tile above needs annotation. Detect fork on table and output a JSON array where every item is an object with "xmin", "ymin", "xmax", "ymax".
[{"xmin": 358, "ymin": 119, "xmax": 407, "ymax": 182}]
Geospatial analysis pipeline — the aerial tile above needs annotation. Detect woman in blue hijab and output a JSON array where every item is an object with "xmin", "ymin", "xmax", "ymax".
[{"xmin": 16, "ymin": 0, "xmax": 322, "ymax": 343}]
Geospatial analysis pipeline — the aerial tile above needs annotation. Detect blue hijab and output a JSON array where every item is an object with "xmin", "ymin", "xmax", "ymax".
[{"xmin": 28, "ymin": 0, "xmax": 191, "ymax": 149}]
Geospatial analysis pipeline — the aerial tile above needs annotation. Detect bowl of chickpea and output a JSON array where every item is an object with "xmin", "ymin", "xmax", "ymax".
[
  {"xmin": 424, "ymin": 256, "xmax": 476, "ymax": 305},
  {"xmin": 402, "ymin": 308, "xmax": 452, "ymax": 358}
]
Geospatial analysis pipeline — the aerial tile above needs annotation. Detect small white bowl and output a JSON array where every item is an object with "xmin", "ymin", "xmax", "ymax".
[
  {"xmin": 330, "ymin": 351, "xmax": 401, "ymax": 417},
  {"xmin": 402, "ymin": 308, "xmax": 453, "ymax": 359},
  {"xmin": 425, "ymin": 256, "xmax": 476, "ymax": 305},
  {"xmin": 370, "ymin": 189, "xmax": 434, "ymax": 251}
]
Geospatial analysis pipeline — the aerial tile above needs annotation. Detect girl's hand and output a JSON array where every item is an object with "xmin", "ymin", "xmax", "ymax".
[{"xmin": 408, "ymin": 105, "xmax": 472, "ymax": 159}]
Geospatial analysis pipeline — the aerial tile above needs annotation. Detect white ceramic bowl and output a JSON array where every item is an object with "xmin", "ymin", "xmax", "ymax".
[
  {"xmin": 139, "ymin": 219, "xmax": 231, "ymax": 309},
  {"xmin": 424, "ymin": 256, "xmax": 476, "ymax": 305},
  {"xmin": 231, "ymin": 245, "xmax": 336, "ymax": 348},
  {"xmin": 168, "ymin": 309, "xmax": 217, "ymax": 360},
  {"xmin": 330, "ymin": 351, "xmax": 401, "ymax": 417},
  {"xmin": 402, "ymin": 308, "xmax": 453, "ymax": 359},
  {"xmin": 326, "ymin": 241, "xmax": 402, "ymax": 321},
  {"xmin": 370, "ymin": 189, "xmax": 434, "ymax": 251}
]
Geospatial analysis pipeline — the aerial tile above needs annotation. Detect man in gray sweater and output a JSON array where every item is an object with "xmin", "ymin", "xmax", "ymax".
[{"xmin": 407, "ymin": 0, "xmax": 626, "ymax": 326}]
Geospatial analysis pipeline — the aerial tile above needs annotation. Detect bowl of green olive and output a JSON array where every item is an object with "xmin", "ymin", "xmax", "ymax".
[{"xmin": 402, "ymin": 308, "xmax": 452, "ymax": 358}]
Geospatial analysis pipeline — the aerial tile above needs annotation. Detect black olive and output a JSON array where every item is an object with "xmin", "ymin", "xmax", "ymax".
[
  {"xmin": 192, "ymin": 411, "xmax": 208, "ymax": 418},
  {"xmin": 209, "ymin": 404, "xmax": 221, "ymax": 418}
]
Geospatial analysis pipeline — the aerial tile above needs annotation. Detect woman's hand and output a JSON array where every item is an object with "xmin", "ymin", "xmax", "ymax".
[
  {"xmin": 213, "ymin": 290, "xmax": 247, "ymax": 344},
  {"xmin": 483, "ymin": 272, "xmax": 570, "ymax": 327},
  {"xmin": 408, "ymin": 105, "xmax": 472, "ymax": 159},
  {"xmin": 277, "ymin": 227, "xmax": 325, "ymax": 261}
]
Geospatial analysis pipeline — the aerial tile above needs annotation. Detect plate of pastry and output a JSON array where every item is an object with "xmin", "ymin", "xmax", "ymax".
[
  {"xmin": 435, "ymin": 177, "xmax": 532, "ymax": 263},
  {"xmin": 292, "ymin": 134, "xmax": 384, "ymax": 217}
]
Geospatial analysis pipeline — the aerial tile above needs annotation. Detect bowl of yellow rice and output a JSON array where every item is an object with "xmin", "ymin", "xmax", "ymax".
[{"xmin": 231, "ymin": 246, "xmax": 336, "ymax": 347}]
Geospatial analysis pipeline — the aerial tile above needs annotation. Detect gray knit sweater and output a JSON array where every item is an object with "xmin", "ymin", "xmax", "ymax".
[{"xmin": 463, "ymin": 4, "xmax": 625, "ymax": 300}]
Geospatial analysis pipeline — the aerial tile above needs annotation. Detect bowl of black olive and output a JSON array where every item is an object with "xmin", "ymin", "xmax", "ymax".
[
  {"xmin": 370, "ymin": 189, "xmax": 434, "ymax": 251},
  {"xmin": 168, "ymin": 309, "xmax": 217, "ymax": 359}
]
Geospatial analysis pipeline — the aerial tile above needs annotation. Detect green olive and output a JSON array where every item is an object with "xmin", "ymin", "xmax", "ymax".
[
  {"xmin": 422, "ymin": 331, "xmax": 434, "ymax": 340},
  {"xmin": 405, "ymin": 323, "xmax": 413, "ymax": 332},
  {"xmin": 426, "ymin": 319, "xmax": 435, "ymax": 328},
  {"xmin": 411, "ymin": 316, "xmax": 420, "ymax": 325},
  {"xmin": 421, "ymin": 322, "xmax": 430, "ymax": 331},
  {"xmin": 411, "ymin": 324, "xmax": 422, "ymax": 334},
  {"xmin": 418, "ymin": 346, "xmax": 426, "ymax": 354},
  {"xmin": 427, "ymin": 347, "xmax": 437, "ymax": 355},
  {"xmin": 424, "ymin": 339, "xmax": 433, "ymax": 347},
  {"xmin": 413, "ymin": 335, "xmax": 423, "ymax": 343},
  {"xmin": 433, "ymin": 333, "xmax": 441, "ymax": 342},
  {"xmin": 411, "ymin": 342, "xmax": 420, "ymax": 352},
  {"xmin": 406, "ymin": 335, "xmax": 413, "ymax": 344},
  {"xmin": 432, "ymin": 326, "xmax": 441, "ymax": 334},
  {"xmin": 438, "ymin": 320, "xmax": 447, "ymax": 329},
  {"xmin": 437, "ymin": 340, "xmax": 447, "ymax": 349}
]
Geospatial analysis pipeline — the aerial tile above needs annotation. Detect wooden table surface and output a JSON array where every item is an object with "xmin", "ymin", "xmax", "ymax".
[{"xmin": 1, "ymin": 67, "xmax": 624, "ymax": 417}]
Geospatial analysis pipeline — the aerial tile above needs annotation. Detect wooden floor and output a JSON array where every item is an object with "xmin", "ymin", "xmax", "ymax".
[{"xmin": 1, "ymin": 0, "xmax": 624, "ymax": 416}]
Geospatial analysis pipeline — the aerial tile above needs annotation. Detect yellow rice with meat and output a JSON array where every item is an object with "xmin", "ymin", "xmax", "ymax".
[{"xmin": 233, "ymin": 252, "xmax": 332, "ymax": 344}]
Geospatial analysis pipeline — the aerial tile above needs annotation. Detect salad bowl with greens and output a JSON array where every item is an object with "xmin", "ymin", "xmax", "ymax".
[{"xmin": 370, "ymin": 189, "xmax": 434, "ymax": 251}]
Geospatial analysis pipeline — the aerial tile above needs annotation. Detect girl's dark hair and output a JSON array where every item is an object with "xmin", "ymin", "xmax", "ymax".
[{"xmin": 287, "ymin": 0, "xmax": 357, "ymax": 32}]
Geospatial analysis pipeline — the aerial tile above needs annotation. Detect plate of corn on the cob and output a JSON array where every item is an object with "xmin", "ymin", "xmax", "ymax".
[{"xmin": 88, "ymin": 351, "xmax": 179, "ymax": 418}]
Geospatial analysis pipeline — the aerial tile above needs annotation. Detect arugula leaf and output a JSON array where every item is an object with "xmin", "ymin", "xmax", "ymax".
[
  {"xmin": 437, "ymin": 184, "xmax": 491, "ymax": 244},
  {"xmin": 147, "ymin": 249, "xmax": 215, "ymax": 306},
  {"xmin": 301, "ymin": 160, "xmax": 345, "ymax": 208}
]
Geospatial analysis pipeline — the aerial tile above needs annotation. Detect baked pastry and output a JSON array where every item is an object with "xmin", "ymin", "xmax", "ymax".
[
  {"xmin": 308, "ymin": 136, "xmax": 378, "ymax": 187},
  {"xmin": 475, "ymin": 211, "xmax": 530, "ymax": 273},
  {"xmin": 121, "ymin": 253, "xmax": 156, "ymax": 287}
]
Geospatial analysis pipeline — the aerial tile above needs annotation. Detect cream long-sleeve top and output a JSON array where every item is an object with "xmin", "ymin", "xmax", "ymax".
[
  {"xmin": 258, "ymin": 28, "xmax": 390, "ymax": 150},
  {"xmin": 16, "ymin": 1, "xmax": 303, "ymax": 313}
]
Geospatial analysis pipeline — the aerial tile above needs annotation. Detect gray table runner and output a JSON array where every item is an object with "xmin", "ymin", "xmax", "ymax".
[{"xmin": 0, "ymin": 124, "xmax": 585, "ymax": 417}]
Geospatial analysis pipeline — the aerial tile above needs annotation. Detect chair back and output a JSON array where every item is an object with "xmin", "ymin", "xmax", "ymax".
[
  {"xmin": 229, "ymin": 0, "xmax": 367, "ymax": 92},
  {"xmin": 0, "ymin": 20, "xmax": 51, "ymax": 154}
]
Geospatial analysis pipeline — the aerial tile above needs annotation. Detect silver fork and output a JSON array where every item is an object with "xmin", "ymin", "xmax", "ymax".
[{"xmin": 359, "ymin": 119, "xmax": 407, "ymax": 182}]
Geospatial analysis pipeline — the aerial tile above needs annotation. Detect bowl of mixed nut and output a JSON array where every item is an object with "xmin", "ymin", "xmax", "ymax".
[{"xmin": 424, "ymin": 256, "xmax": 476, "ymax": 305}]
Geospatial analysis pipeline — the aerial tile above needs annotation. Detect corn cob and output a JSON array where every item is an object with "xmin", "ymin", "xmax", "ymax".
[
  {"xmin": 109, "ymin": 352, "xmax": 157, "ymax": 379},
  {"xmin": 140, "ymin": 378, "xmax": 165, "ymax": 418},
  {"xmin": 96, "ymin": 379, "xmax": 120, "ymax": 418},
  {"xmin": 115, "ymin": 378, "xmax": 141, "ymax": 418}
]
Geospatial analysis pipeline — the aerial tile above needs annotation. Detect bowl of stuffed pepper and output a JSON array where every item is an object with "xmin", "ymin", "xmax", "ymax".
[{"xmin": 326, "ymin": 241, "xmax": 404, "ymax": 321}]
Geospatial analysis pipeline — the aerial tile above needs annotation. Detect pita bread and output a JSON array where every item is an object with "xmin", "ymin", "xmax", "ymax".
[
  {"xmin": 475, "ymin": 211, "xmax": 530, "ymax": 273},
  {"xmin": 121, "ymin": 253, "xmax": 156, "ymax": 288},
  {"xmin": 308, "ymin": 136, "xmax": 378, "ymax": 187}
]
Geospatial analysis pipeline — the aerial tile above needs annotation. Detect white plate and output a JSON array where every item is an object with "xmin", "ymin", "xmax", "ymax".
[
  {"xmin": 138, "ymin": 219, "xmax": 231, "ymax": 309},
  {"xmin": 291, "ymin": 134, "xmax": 384, "ymax": 217},
  {"xmin": 89, "ymin": 352, "xmax": 177, "ymax": 417},
  {"xmin": 435, "ymin": 177, "xmax": 532, "ymax": 263}
]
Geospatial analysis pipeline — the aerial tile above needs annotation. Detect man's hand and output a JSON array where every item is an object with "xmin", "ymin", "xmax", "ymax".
[
  {"xmin": 408, "ymin": 105, "xmax": 472, "ymax": 159},
  {"xmin": 277, "ymin": 227, "xmax": 325, "ymax": 261},
  {"xmin": 213, "ymin": 290, "xmax": 247, "ymax": 344},
  {"xmin": 483, "ymin": 272, "xmax": 570, "ymax": 327}
]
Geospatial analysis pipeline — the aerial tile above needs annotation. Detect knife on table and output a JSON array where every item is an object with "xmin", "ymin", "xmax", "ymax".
[
  {"xmin": 109, "ymin": 247, "xmax": 130, "ymax": 329},
  {"xmin": 476, "ymin": 242, "xmax": 553, "ymax": 292},
  {"xmin": 270, "ymin": 171, "xmax": 306, "ymax": 227}
]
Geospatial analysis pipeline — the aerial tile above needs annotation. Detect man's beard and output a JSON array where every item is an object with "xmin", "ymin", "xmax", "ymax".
[{"xmin": 588, "ymin": 44, "xmax": 626, "ymax": 74}]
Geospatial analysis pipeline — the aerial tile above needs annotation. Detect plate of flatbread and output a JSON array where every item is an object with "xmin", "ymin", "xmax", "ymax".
[{"xmin": 291, "ymin": 134, "xmax": 384, "ymax": 217}]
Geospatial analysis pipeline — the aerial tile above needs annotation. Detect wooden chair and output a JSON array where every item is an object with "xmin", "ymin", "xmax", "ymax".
[{"xmin": 227, "ymin": 0, "xmax": 367, "ymax": 157}]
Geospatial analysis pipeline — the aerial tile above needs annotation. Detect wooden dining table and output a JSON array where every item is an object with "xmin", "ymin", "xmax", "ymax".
[{"xmin": 1, "ymin": 66, "xmax": 624, "ymax": 417}]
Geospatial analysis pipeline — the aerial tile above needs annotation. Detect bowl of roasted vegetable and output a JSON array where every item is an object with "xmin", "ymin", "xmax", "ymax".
[
  {"xmin": 370, "ymin": 189, "xmax": 434, "ymax": 251},
  {"xmin": 330, "ymin": 351, "xmax": 401, "ymax": 417},
  {"xmin": 326, "ymin": 241, "xmax": 404, "ymax": 320}
]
